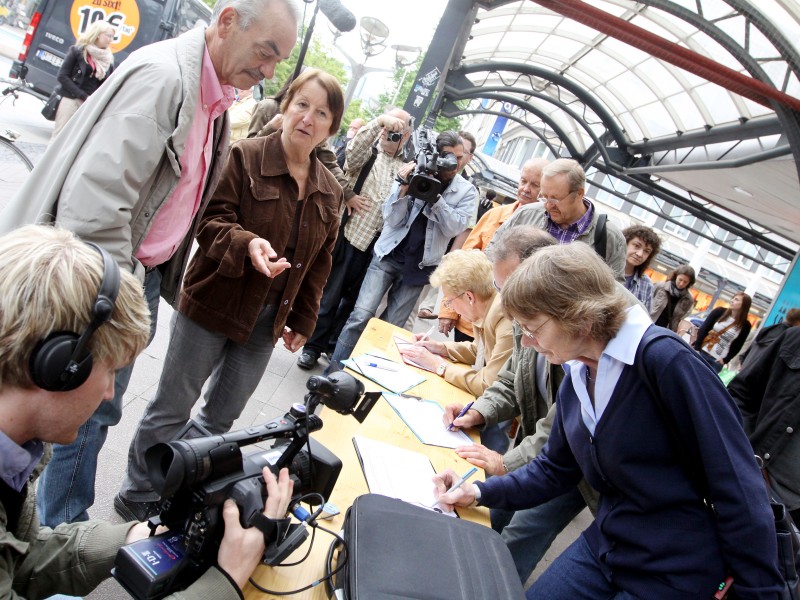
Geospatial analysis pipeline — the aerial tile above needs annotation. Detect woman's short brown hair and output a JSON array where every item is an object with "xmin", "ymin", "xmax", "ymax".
[
  {"xmin": 502, "ymin": 242, "xmax": 628, "ymax": 343},
  {"xmin": 280, "ymin": 68, "xmax": 344, "ymax": 135}
]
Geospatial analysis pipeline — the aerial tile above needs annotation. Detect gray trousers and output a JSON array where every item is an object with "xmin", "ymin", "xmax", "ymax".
[{"xmin": 120, "ymin": 305, "xmax": 277, "ymax": 501}]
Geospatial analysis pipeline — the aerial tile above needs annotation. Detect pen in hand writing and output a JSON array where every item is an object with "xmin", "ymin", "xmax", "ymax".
[
  {"xmin": 447, "ymin": 401, "xmax": 474, "ymax": 431},
  {"xmin": 429, "ymin": 467, "xmax": 478, "ymax": 508},
  {"xmin": 416, "ymin": 324, "xmax": 436, "ymax": 344}
]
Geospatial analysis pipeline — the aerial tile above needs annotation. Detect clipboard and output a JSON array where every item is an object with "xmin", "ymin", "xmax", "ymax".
[
  {"xmin": 351, "ymin": 435, "xmax": 456, "ymax": 517},
  {"xmin": 344, "ymin": 353, "xmax": 426, "ymax": 394},
  {"xmin": 383, "ymin": 393, "xmax": 472, "ymax": 449}
]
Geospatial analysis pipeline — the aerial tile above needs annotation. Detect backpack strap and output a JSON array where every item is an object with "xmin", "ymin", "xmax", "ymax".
[{"xmin": 593, "ymin": 213, "xmax": 608, "ymax": 260}]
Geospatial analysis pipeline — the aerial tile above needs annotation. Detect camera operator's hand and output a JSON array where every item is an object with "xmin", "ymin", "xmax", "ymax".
[
  {"xmin": 397, "ymin": 162, "xmax": 415, "ymax": 180},
  {"xmin": 217, "ymin": 467, "xmax": 293, "ymax": 590}
]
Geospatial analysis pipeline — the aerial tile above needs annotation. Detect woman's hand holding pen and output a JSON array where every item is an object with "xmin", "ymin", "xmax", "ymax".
[
  {"xmin": 443, "ymin": 403, "xmax": 484, "ymax": 430},
  {"xmin": 433, "ymin": 469, "xmax": 476, "ymax": 511},
  {"xmin": 454, "ymin": 443, "xmax": 505, "ymax": 476},
  {"xmin": 248, "ymin": 238, "xmax": 291, "ymax": 278}
]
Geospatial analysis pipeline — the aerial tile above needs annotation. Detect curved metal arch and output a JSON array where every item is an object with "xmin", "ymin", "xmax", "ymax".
[
  {"xmin": 455, "ymin": 61, "xmax": 629, "ymax": 148},
  {"xmin": 443, "ymin": 106, "xmax": 563, "ymax": 157},
  {"xmin": 451, "ymin": 91, "xmax": 584, "ymax": 158},
  {"xmin": 444, "ymin": 83, "xmax": 615, "ymax": 164}
]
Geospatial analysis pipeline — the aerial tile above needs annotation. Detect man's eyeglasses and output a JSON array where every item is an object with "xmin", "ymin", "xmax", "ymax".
[
  {"xmin": 537, "ymin": 191, "xmax": 576, "ymax": 205},
  {"xmin": 443, "ymin": 291, "xmax": 466, "ymax": 309},
  {"xmin": 514, "ymin": 317, "xmax": 550, "ymax": 340}
]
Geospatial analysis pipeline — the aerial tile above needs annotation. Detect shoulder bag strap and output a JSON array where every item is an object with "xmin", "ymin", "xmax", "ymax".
[{"xmin": 593, "ymin": 213, "xmax": 608, "ymax": 260}]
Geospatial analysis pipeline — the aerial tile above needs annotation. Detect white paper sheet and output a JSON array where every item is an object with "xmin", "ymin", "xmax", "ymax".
[
  {"xmin": 383, "ymin": 393, "xmax": 473, "ymax": 449},
  {"xmin": 352, "ymin": 435, "xmax": 456, "ymax": 516},
  {"xmin": 344, "ymin": 353, "xmax": 426, "ymax": 394}
]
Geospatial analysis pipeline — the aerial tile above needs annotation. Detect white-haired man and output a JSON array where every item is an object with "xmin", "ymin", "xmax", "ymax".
[{"xmin": 0, "ymin": 0, "xmax": 301, "ymax": 528}]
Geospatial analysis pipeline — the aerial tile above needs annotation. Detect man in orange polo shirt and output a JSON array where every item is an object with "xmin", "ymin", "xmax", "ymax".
[{"xmin": 437, "ymin": 158, "xmax": 550, "ymax": 339}]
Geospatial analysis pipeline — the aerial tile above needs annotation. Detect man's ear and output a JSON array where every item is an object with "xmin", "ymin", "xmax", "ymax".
[{"xmin": 217, "ymin": 6, "xmax": 238, "ymax": 37}]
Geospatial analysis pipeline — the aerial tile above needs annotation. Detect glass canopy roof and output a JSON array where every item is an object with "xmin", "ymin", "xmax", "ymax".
[{"xmin": 448, "ymin": 0, "xmax": 800, "ymax": 252}]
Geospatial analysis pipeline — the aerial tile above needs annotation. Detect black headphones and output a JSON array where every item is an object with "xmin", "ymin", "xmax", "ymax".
[{"xmin": 29, "ymin": 242, "xmax": 120, "ymax": 392}]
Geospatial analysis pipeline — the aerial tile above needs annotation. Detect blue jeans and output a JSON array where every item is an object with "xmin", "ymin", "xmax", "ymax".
[
  {"xmin": 327, "ymin": 254, "xmax": 425, "ymax": 372},
  {"xmin": 120, "ymin": 305, "xmax": 277, "ymax": 501},
  {"xmin": 699, "ymin": 350, "xmax": 724, "ymax": 373},
  {"xmin": 37, "ymin": 269, "xmax": 162, "ymax": 527},
  {"xmin": 498, "ymin": 486, "xmax": 587, "ymax": 582},
  {"xmin": 527, "ymin": 535, "xmax": 642, "ymax": 600}
]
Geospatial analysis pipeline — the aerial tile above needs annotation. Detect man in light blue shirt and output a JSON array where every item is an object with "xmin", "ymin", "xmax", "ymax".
[{"xmin": 327, "ymin": 130, "xmax": 478, "ymax": 372}]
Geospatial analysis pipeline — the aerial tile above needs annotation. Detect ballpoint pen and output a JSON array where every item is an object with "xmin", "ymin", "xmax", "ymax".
[
  {"xmin": 416, "ymin": 324, "xmax": 436, "ymax": 344},
  {"xmin": 429, "ymin": 467, "xmax": 478, "ymax": 508},
  {"xmin": 447, "ymin": 401, "xmax": 474, "ymax": 431},
  {"xmin": 444, "ymin": 467, "xmax": 479, "ymax": 495},
  {"xmin": 364, "ymin": 354, "xmax": 401, "ymax": 371}
]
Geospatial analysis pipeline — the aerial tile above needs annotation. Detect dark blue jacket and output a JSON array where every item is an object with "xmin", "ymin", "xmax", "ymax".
[{"xmin": 478, "ymin": 328, "xmax": 782, "ymax": 599}]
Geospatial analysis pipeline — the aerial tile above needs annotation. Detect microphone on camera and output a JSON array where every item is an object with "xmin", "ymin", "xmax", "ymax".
[{"xmin": 318, "ymin": 0, "xmax": 357, "ymax": 32}]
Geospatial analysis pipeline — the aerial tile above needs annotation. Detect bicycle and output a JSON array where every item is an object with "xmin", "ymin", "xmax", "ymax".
[
  {"xmin": 0, "ymin": 129, "xmax": 33, "ymax": 209},
  {"xmin": 0, "ymin": 75, "xmax": 45, "ymax": 105}
]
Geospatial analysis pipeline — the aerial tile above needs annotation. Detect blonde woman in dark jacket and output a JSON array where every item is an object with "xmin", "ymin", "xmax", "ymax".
[
  {"xmin": 649, "ymin": 264, "xmax": 696, "ymax": 331},
  {"xmin": 52, "ymin": 20, "xmax": 115, "ymax": 138}
]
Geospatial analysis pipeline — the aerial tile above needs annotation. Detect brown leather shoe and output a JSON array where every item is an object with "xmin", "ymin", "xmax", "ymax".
[{"xmin": 417, "ymin": 308, "xmax": 437, "ymax": 319}]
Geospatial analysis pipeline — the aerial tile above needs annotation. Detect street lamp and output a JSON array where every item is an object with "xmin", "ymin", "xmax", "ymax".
[
  {"xmin": 339, "ymin": 16, "xmax": 391, "ymax": 108},
  {"xmin": 389, "ymin": 44, "xmax": 422, "ymax": 107}
]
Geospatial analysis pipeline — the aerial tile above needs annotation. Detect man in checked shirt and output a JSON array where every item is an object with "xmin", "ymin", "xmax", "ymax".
[{"xmin": 297, "ymin": 108, "xmax": 411, "ymax": 370}]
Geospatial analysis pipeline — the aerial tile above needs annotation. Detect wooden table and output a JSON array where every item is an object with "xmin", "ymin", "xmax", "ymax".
[{"xmin": 245, "ymin": 318, "xmax": 487, "ymax": 599}]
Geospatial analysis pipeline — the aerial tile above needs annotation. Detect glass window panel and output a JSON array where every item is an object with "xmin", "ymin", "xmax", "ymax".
[
  {"xmin": 634, "ymin": 101, "xmax": 678, "ymax": 138},
  {"xmin": 691, "ymin": 83, "xmax": 741, "ymax": 124},
  {"xmin": 629, "ymin": 13, "xmax": 684, "ymax": 43},
  {"xmin": 616, "ymin": 111, "xmax": 644, "ymax": 142},
  {"xmin": 575, "ymin": 51, "xmax": 627, "ymax": 80},
  {"xmin": 601, "ymin": 37, "xmax": 651, "ymax": 66},
  {"xmin": 628, "ymin": 193, "xmax": 660, "ymax": 226},
  {"xmin": 666, "ymin": 93, "xmax": 707, "ymax": 131},
  {"xmin": 607, "ymin": 70, "xmax": 658, "ymax": 107},
  {"xmin": 685, "ymin": 31, "xmax": 746, "ymax": 72},
  {"xmin": 634, "ymin": 59, "xmax": 684, "ymax": 96}
]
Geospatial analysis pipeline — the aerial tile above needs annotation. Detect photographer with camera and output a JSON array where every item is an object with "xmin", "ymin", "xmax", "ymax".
[
  {"xmin": 0, "ymin": 225, "xmax": 295, "ymax": 599},
  {"xmin": 326, "ymin": 130, "xmax": 479, "ymax": 373}
]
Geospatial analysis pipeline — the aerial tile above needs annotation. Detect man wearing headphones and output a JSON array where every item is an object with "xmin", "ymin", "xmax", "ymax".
[
  {"xmin": 0, "ymin": 0, "xmax": 301, "ymax": 528},
  {"xmin": 0, "ymin": 226, "xmax": 292, "ymax": 599}
]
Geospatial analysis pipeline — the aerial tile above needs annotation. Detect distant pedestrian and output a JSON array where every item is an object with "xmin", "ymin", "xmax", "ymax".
[{"xmin": 52, "ymin": 20, "xmax": 116, "ymax": 139}]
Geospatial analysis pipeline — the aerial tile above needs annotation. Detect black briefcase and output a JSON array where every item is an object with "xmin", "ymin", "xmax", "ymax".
[{"xmin": 328, "ymin": 494, "xmax": 525, "ymax": 599}]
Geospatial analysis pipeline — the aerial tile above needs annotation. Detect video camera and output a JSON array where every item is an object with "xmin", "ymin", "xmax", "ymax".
[
  {"xmin": 113, "ymin": 372, "xmax": 381, "ymax": 600},
  {"xmin": 406, "ymin": 128, "xmax": 459, "ymax": 203}
]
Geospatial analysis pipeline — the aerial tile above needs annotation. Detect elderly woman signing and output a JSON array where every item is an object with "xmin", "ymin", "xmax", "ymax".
[
  {"xmin": 434, "ymin": 243, "xmax": 782, "ymax": 600},
  {"xmin": 399, "ymin": 249, "xmax": 513, "ymax": 396}
]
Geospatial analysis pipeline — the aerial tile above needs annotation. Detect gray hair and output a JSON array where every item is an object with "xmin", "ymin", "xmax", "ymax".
[
  {"xmin": 502, "ymin": 242, "xmax": 628, "ymax": 343},
  {"xmin": 212, "ymin": 0, "xmax": 302, "ymax": 29},
  {"xmin": 542, "ymin": 158, "xmax": 586, "ymax": 193},
  {"xmin": 487, "ymin": 225, "xmax": 556, "ymax": 264}
]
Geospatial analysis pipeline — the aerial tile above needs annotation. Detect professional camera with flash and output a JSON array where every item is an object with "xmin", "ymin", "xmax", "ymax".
[
  {"xmin": 112, "ymin": 372, "xmax": 381, "ymax": 600},
  {"xmin": 406, "ymin": 128, "xmax": 459, "ymax": 203}
]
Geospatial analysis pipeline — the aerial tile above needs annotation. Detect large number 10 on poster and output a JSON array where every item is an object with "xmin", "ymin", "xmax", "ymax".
[{"xmin": 68, "ymin": 0, "xmax": 141, "ymax": 52}]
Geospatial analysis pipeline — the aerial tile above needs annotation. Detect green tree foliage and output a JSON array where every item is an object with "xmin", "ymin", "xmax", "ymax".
[{"xmin": 201, "ymin": 0, "xmax": 213, "ymax": 9}]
